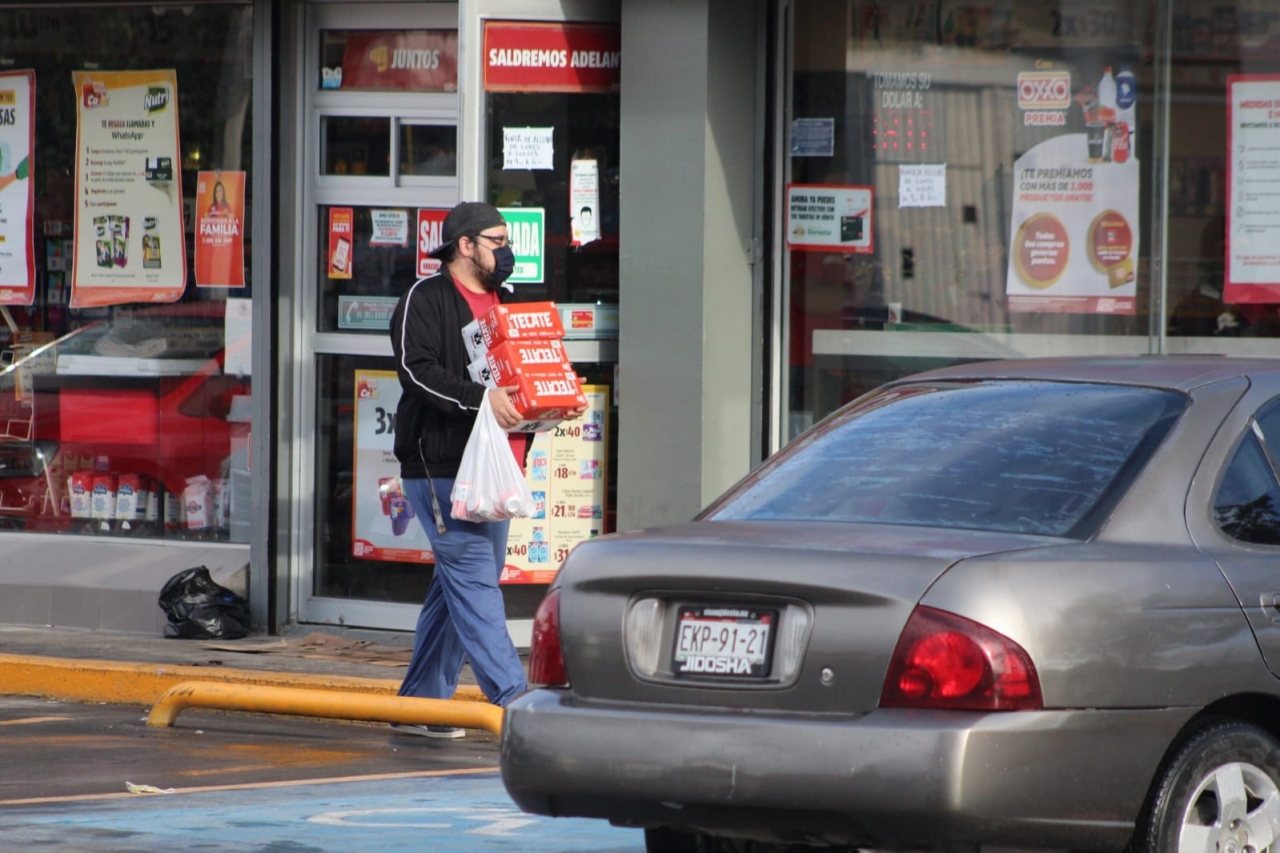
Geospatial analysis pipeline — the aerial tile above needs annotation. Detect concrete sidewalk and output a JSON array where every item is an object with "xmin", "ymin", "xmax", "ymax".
[{"xmin": 0, "ymin": 624, "xmax": 492, "ymax": 707}]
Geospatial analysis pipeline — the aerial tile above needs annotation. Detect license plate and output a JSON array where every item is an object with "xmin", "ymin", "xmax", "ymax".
[{"xmin": 672, "ymin": 606, "xmax": 775, "ymax": 678}]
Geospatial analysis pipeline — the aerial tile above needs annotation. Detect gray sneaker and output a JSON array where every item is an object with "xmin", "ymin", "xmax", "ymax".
[{"xmin": 390, "ymin": 723, "xmax": 466, "ymax": 739}]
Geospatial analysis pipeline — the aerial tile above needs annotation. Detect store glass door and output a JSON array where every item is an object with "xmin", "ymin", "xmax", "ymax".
[
  {"xmin": 297, "ymin": 2, "xmax": 463, "ymax": 632},
  {"xmin": 473, "ymin": 15, "xmax": 622, "ymax": 624}
]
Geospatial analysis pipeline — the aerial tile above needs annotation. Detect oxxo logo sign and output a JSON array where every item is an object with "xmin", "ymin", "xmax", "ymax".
[{"xmin": 1017, "ymin": 71, "xmax": 1071, "ymax": 111}]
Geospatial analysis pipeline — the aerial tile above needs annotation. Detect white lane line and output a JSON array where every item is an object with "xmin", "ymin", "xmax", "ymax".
[
  {"xmin": 0, "ymin": 716, "xmax": 72, "ymax": 726},
  {"xmin": 0, "ymin": 766, "xmax": 501, "ymax": 807}
]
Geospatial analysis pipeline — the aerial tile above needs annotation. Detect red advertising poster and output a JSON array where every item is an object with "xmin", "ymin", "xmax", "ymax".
[
  {"xmin": 416, "ymin": 208, "xmax": 448, "ymax": 278},
  {"xmin": 0, "ymin": 70, "xmax": 35, "ymax": 306},
  {"xmin": 194, "ymin": 171, "xmax": 245, "ymax": 288},
  {"xmin": 483, "ymin": 22, "xmax": 620, "ymax": 94},
  {"xmin": 339, "ymin": 31, "xmax": 458, "ymax": 93},
  {"xmin": 328, "ymin": 207, "xmax": 353, "ymax": 279}
]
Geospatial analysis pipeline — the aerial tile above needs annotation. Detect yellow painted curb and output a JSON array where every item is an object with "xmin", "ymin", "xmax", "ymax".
[
  {"xmin": 0, "ymin": 653, "xmax": 488, "ymax": 706},
  {"xmin": 148, "ymin": 681, "xmax": 504, "ymax": 736}
]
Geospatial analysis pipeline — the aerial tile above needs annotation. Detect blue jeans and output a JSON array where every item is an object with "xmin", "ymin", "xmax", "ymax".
[{"xmin": 397, "ymin": 476, "xmax": 527, "ymax": 706}]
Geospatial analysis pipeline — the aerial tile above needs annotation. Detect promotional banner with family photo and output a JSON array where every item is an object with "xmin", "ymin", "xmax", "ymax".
[
  {"xmin": 1005, "ymin": 61, "xmax": 1140, "ymax": 315},
  {"xmin": 71, "ymin": 69, "xmax": 185, "ymax": 308},
  {"xmin": 194, "ymin": 170, "xmax": 246, "ymax": 288}
]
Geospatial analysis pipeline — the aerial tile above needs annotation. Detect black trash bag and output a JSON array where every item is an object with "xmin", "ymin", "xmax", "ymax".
[{"xmin": 158, "ymin": 566, "xmax": 250, "ymax": 639}]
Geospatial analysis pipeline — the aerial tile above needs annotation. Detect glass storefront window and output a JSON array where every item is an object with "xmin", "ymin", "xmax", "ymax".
[
  {"xmin": 486, "ymin": 93, "xmax": 620, "ymax": 305},
  {"xmin": 786, "ymin": 0, "xmax": 1155, "ymax": 439},
  {"xmin": 0, "ymin": 4, "xmax": 255, "ymax": 541},
  {"xmin": 321, "ymin": 116, "xmax": 392, "ymax": 176},
  {"xmin": 1165, "ymin": 1, "xmax": 1280, "ymax": 341},
  {"xmin": 316, "ymin": 205, "xmax": 419, "ymax": 334},
  {"xmin": 312, "ymin": 352, "xmax": 550, "ymax": 618},
  {"xmin": 400, "ymin": 123, "xmax": 457, "ymax": 176}
]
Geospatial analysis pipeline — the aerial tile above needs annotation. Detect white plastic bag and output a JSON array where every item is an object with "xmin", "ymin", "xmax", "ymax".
[{"xmin": 451, "ymin": 392, "xmax": 535, "ymax": 522}]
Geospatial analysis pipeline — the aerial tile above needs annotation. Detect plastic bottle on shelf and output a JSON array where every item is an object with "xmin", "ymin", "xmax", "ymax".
[
  {"xmin": 1098, "ymin": 67, "xmax": 1118, "ymax": 162},
  {"xmin": 1115, "ymin": 66, "xmax": 1137, "ymax": 160},
  {"xmin": 1098, "ymin": 67, "xmax": 1117, "ymax": 117}
]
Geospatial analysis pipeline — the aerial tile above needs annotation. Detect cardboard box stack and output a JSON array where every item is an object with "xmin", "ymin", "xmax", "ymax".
[{"xmin": 464, "ymin": 301, "xmax": 586, "ymax": 431}]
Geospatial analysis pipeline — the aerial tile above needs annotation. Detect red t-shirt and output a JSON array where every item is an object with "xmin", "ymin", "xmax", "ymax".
[{"xmin": 455, "ymin": 280, "xmax": 528, "ymax": 471}]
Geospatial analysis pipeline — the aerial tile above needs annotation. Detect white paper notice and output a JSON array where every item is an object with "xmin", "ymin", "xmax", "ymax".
[
  {"xmin": 786, "ymin": 184, "xmax": 874, "ymax": 254},
  {"xmin": 368, "ymin": 209, "xmax": 409, "ymax": 246},
  {"xmin": 224, "ymin": 297, "xmax": 252, "ymax": 377},
  {"xmin": 1226, "ymin": 75, "xmax": 1280, "ymax": 302},
  {"xmin": 503, "ymin": 127, "xmax": 554, "ymax": 170},
  {"xmin": 570, "ymin": 159, "xmax": 599, "ymax": 247},
  {"xmin": 899, "ymin": 164, "xmax": 947, "ymax": 208}
]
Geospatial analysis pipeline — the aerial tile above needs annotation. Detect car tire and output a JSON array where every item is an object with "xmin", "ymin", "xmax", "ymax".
[{"xmin": 1131, "ymin": 719, "xmax": 1280, "ymax": 853}]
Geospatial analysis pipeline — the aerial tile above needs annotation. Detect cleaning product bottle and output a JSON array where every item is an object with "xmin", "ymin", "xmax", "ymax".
[
  {"xmin": 1098, "ymin": 67, "xmax": 1118, "ymax": 116},
  {"xmin": 1115, "ymin": 66, "xmax": 1137, "ymax": 161},
  {"xmin": 1098, "ymin": 67, "xmax": 1118, "ymax": 161}
]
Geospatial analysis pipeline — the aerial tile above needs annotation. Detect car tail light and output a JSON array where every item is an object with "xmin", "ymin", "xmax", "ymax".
[
  {"xmin": 528, "ymin": 588, "xmax": 568, "ymax": 688},
  {"xmin": 880, "ymin": 606, "xmax": 1042, "ymax": 711}
]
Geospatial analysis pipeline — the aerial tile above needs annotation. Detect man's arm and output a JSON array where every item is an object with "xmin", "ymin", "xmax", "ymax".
[{"xmin": 393, "ymin": 282, "xmax": 486, "ymax": 414}]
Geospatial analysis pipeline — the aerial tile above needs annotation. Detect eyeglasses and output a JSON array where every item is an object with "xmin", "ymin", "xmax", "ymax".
[{"xmin": 473, "ymin": 232, "xmax": 509, "ymax": 248}]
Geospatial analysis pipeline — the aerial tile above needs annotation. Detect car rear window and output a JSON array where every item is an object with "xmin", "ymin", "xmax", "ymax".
[{"xmin": 712, "ymin": 380, "xmax": 1187, "ymax": 538}]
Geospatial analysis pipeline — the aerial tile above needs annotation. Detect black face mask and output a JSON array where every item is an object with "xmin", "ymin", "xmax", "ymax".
[{"xmin": 473, "ymin": 244, "xmax": 516, "ymax": 290}]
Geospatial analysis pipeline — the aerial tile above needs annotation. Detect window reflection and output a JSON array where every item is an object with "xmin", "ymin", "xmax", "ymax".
[
  {"xmin": 0, "ymin": 4, "xmax": 254, "ymax": 541},
  {"xmin": 1165, "ymin": 0, "xmax": 1280, "ymax": 340},
  {"xmin": 785, "ymin": 0, "xmax": 1280, "ymax": 443},
  {"xmin": 400, "ymin": 124, "xmax": 457, "ymax": 176},
  {"xmin": 316, "ymin": 206, "xmax": 419, "ymax": 334},
  {"xmin": 1215, "ymin": 432, "xmax": 1280, "ymax": 545},
  {"xmin": 321, "ymin": 116, "xmax": 391, "ymax": 176},
  {"xmin": 725, "ymin": 381, "xmax": 1184, "ymax": 538}
]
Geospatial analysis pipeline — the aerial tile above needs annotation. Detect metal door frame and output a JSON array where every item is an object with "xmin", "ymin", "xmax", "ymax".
[{"xmin": 291, "ymin": 1, "xmax": 462, "ymax": 632}]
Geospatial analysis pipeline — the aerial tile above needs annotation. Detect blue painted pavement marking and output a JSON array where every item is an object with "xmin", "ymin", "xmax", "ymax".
[{"xmin": 0, "ymin": 772, "xmax": 646, "ymax": 852}]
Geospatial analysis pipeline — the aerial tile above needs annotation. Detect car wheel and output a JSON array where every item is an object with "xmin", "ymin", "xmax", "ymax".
[{"xmin": 1132, "ymin": 720, "xmax": 1280, "ymax": 853}]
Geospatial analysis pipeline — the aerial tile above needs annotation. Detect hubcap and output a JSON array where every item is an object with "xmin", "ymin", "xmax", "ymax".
[{"xmin": 1179, "ymin": 761, "xmax": 1280, "ymax": 853}]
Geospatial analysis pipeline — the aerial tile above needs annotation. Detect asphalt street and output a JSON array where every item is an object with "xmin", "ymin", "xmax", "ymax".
[{"xmin": 0, "ymin": 696, "xmax": 645, "ymax": 852}]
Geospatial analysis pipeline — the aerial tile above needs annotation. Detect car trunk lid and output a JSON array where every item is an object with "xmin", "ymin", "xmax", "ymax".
[{"xmin": 556, "ymin": 520, "xmax": 1062, "ymax": 715}]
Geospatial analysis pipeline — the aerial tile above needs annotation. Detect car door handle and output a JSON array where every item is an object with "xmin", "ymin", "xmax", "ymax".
[{"xmin": 1264, "ymin": 593, "xmax": 1280, "ymax": 622}]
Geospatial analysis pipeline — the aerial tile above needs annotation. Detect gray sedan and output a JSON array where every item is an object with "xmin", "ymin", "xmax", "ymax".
[{"xmin": 501, "ymin": 356, "xmax": 1280, "ymax": 853}]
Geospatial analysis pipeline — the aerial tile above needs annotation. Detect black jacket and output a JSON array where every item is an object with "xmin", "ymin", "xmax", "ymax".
[{"xmin": 389, "ymin": 270, "xmax": 516, "ymax": 479}]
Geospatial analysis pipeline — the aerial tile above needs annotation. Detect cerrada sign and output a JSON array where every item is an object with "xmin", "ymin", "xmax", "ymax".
[
  {"xmin": 500, "ymin": 207, "xmax": 545, "ymax": 284},
  {"xmin": 483, "ymin": 21, "xmax": 620, "ymax": 93}
]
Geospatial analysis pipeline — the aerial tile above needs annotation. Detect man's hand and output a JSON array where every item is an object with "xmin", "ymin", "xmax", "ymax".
[
  {"xmin": 564, "ymin": 404, "xmax": 589, "ymax": 421},
  {"xmin": 488, "ymin": 386, "xmax": 524, "ymax": 429}
]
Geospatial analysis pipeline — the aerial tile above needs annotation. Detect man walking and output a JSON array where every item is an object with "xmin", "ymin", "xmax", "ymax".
[{"xmin": 389, "ymin": 201, "xmax": 529, "ymax": 737}]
